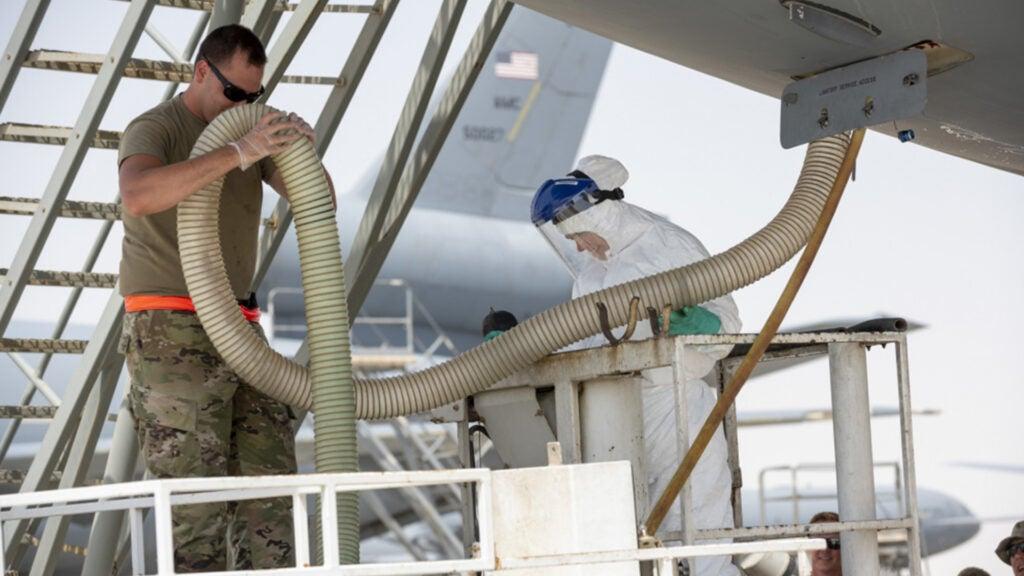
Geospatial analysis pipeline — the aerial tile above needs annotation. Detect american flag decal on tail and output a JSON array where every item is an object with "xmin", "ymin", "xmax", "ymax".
[{"xmin": 494, "ymin": 51, "xmax": 539, "ymax": 80}]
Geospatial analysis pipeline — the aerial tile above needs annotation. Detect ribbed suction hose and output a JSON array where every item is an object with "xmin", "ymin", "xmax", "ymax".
[
  {"xmin": 178, "ymin": 104, "xmax": 358, "ymax": 563},
  {"xmin": 178, "ymin": 107, "xmax": 852, "ymax": 424}
]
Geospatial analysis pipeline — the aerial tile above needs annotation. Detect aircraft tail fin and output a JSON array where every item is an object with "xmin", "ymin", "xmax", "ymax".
[{"xmin": 409, "ymin": 6, "xmax": 613, "ymax": 220}]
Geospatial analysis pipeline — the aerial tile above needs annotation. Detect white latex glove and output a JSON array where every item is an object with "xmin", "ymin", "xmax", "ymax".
[
  {"xmin": 229, "ymin": 111, "xmax": 302, "ymax": 171},
  {"xmin": 287, "ymin": 112, "xmax": 316, "ymax": 145}
]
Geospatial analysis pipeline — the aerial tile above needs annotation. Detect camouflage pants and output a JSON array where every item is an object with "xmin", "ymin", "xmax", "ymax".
[{"xmin": 121, "ymin": 310, "xmax": 297, "ymax": 572}]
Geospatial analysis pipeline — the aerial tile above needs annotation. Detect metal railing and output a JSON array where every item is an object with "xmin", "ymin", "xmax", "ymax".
[
  {"xmin": 758, "ymin": 461, "xmax": 905, "ymax": 525},
  {"xmin": 0, "ymin": 469, "xmax": 494, "ymax": 576},
  {"xmin": 0, "ymin": 467, "xmax": 827, "ymax": 575},
  {"xmin": 486, "ymin": 330, "xmax": 924, "ymax": 576},
  {"xmin": 267, "ymin": 279, "xmax": 459, "ymax": 365}
]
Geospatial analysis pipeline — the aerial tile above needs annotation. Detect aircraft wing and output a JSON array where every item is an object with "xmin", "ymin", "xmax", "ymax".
[
  {"xmin": 725, "ymin": 315, "xmax": 922, "ymax": 379},
  {"xmin": 738, "ymin": 406, "xmax": 939, "ymax": 427},
  {"xmin": 511, "ymin": 0, "xmax": 1024, "ymax": 176},
  {"xmin": 949, "ymin": 462, "xmax": 1024, "ymax": 474}
]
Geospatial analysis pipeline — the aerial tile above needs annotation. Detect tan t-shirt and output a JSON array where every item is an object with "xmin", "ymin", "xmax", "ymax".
[{"xmin": 117, "ymin": 95, "xmax": 275, "ymax": 299}]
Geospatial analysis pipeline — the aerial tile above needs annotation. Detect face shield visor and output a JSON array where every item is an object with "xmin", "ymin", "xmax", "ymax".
[{"xmin": 531, "ymin": 177, "xmax": 609, "ymax": 278}]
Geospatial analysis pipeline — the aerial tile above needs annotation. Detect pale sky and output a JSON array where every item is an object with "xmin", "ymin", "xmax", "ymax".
[{"xmin": 1, "ymin": 1, "xmax": 1022, "ymax": 573}]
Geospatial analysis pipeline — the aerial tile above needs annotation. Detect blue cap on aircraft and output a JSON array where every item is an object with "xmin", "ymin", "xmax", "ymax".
[{"xmin": 530, "ymin": 177, "xmax": 601, "ymax": 226}]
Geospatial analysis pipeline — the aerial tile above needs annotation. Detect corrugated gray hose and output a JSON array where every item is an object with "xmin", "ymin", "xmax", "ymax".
[
  {"xmin": 179, "ymin": 106, "xmax": 851, "ymax": 426},
  {"xmin": 178, "ymin": 104, "xmax": 358, "ymax": 563}
]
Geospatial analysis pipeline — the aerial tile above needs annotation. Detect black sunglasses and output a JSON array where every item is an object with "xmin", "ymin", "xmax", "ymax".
[
  {"xmin": 202, "ymin": 57, "xmax": 264, "ymax": 104},
  {"xmin": 825, "ymin": 537, "xmax": 841, "ymax": 551},
  {"xmin": 1009, "ymin": 541, "xmax": 1024, "ymax": 557}
]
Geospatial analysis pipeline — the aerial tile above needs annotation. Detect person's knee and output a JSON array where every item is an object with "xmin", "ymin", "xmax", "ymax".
[
  {"xmin": 174, "ymin": 502, "xmax": 230, "ymax": 572},
  {"xmin": 231, "ymin": 498, "xmax": 295, "ymax": 569}
]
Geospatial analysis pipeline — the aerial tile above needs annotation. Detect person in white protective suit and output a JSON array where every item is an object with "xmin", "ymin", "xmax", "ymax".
[{"xmin": 530, "ymin": 155, "xmax": 742, "ymax": 576}]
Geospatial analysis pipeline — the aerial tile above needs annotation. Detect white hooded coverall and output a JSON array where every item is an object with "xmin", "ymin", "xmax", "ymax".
[{"xmin": 559, "ymin": 198, "xmax": 742, "ymax": 576}]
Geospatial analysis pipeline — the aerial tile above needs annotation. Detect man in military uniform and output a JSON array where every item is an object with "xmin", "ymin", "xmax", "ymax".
[
  {"xmin": 808, "ymin": 511, "xmax": 842, "ymax": 576},
  {"xmin": 117, "ymin": 24, "xmax": 332, "ymax": 571},
  {"xmin": 996, "ymin": 520, "xmax": 1024, "ymax": 576}
]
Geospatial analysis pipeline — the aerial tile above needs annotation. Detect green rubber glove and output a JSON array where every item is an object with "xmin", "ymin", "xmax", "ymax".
[{"xmin": 667, "ymin": 306, "xmax": 722, "ymax": 335}]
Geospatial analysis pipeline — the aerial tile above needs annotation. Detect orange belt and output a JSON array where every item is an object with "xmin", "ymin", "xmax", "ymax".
[{"xmin": 124, "ymin": 295, "xmax": 261, "ymax": 323}]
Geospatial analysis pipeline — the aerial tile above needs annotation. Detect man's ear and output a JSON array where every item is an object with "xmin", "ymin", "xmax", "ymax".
[{"xmin": 194, "ymin": 59, "xmax": 207, "ymax": 83}]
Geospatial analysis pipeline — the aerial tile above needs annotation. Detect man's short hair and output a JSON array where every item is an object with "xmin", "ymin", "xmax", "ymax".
[
  {"xmin": 196, "ymin": 25, "xmax": 266, "ymax": 68},
  {"xmin": 810, "ymin": 511, "xmax": 840, "ymax": 524},
  {"xmin": 957, "ymin": 568, "xmax": 990, "ymax": 576}
]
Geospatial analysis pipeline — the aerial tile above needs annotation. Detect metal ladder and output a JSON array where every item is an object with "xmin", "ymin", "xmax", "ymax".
[
  {"xmin": 0, "ymin": 1, "xmax": 405, "ymax": 573},
  {"xmin": 357, "ymin": 418, "xmax": 466, "ymax": 559}
]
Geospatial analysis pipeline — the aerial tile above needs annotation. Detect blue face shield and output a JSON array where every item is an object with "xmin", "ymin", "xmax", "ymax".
[
  {"xmin": 530, "ymin": 178, "xmax": 607, "ymax": 279},
  {"xmin": 530, "ymin": 177, "xmax": 602, "ymax": 227}
]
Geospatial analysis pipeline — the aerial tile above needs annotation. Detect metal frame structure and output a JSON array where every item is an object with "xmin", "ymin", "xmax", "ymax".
[
  {"xmin": 482, "ymin": 331, "xmax": 924, "ymax": 576},
  {"xmin": 2, "ymin": 288, "xmax": 126, "ymax": 562},
  {"xmin": 0, "ymin": 0, "xmax": 156, "ymax": 334},
  {"xmin": 344, "ymin": 0, "xmax": 469, "ymax": 297},
  {"xmin": 0, "ymin": 3, "xmax": 156, "ymax": 536},
  {"xmin": 344, "ymin": 0, "xmax": 513, "ymax": 316},
  {"xmin": 28, "ymin": 351, "xmax": 124, "ymax": 576},
  {"xmin": 0, "ymin": 0, "xmax": 51, "ymax": 113},
  {"xmin": 0, "ymin": 469, "xmax": 495, "ymax": 576},
  {"xmin": 356, "ymin": 421, "xmax": 464, "ymax": 558},
  {"xmin": 353, "ymin": 419, "xmax": 468, "ymax": 558},
  {"xmin": 260, "ymin": 0, "xmax": 330, "ymax": 94},
  {"xmin": 0, "ymin": 467, "xmax": 830, "ymax": 576},
  {"xmin": 0, "ymin": 0, "xmax": 206, "ymax": 501},
  {"xmin": 267, "ymin": 279, "xmax": 458, "ymax": 365},
  {"xmin": 81, "ymin": 402, "xmax": 140, "ymax": 576},
  {"xmin": 206, "ymin": 0, "xmax": 243, "ymax": 31},
  {"xmin": 17, "ymin": 50, "xmax": 342, "ymax": 85},
  {"xmin": 758, "ymin": 461, "xmax": 905, "ymax": 526},
  {"xmin": 252, "ymin": 0, "xmax": 401, "ymax": 290},
  {"xmin": 292, "ymin": 0, "xmax": 514, "ymax": 368}
]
